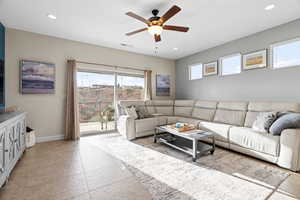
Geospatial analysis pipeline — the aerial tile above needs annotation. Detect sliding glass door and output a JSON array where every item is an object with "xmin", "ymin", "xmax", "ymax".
[
  {"xmin": 77, "ymin": 70, "xmax": 144, "ymax": 136},
  {"xmin": 77, "ymin": 71, "xmax": 115, "ymax": 135}
]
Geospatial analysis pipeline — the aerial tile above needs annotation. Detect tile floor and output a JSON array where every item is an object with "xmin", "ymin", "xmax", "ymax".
[
  {"xmin": 0, "ymin": 138, "xmax": 152, "ymax": 200},
  {"xmin": 0, "ymin": 135, "xmax": 299, "ymax": 200}
]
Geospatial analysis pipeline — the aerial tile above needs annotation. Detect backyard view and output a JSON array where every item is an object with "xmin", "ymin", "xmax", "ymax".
[{"xmin": 77, "ymin": 71, "xmax": 144, "ymax": 135}]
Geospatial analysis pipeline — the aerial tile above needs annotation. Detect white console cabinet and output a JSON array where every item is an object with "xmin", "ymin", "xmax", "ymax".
[{"xmin": 0, "ymin": 112, "xmax": 26, "ymax": 188}]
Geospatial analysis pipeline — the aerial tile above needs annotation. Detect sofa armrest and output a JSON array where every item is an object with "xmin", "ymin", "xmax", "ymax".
[
  {"xmin": 278, "ymin": 129, "xmax": 300, "ymax": 172},
  {"xmin": 117, "ymin": 115, "xmax": 136, "ymax": 140}
]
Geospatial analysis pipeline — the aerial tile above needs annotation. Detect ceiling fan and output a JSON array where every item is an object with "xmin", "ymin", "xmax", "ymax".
[{"xmin": 125, "ymin": 5, "xmax": 189, "ymax": 42}]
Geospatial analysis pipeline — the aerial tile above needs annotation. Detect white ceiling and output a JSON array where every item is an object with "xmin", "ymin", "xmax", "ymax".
[{"xmin": 1, "ymin": 0, "xmax": 300, "ymax": 60}]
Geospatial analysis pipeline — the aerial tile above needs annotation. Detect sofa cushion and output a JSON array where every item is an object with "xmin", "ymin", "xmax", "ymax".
[
  {"xmin": 213, "ymin": 110, "xmax": 246, "ymax": 126},
  {"xmin": 135, "ymin": 116, "xmax": 168, "ymax": 133},
  {"xmin": 152, "ymin": 100, "xmax": 174, "ymax": 106},
  {"xmin": 155, "ymin": 116, "xmax": 168, "ymax": 126},
  {"xmin": 145, "ymin": 100, "xmax": 156, "ymax": 114},
  {"xmin": 244, "ymin": 111, "xmax": 260, "ymax": 127},
  {"xmin": 192, "ymin": 108, "xmax": 215, "ymax": 121},
  {"xmin": 230, "ymin": 127, "xmax": 280, "ymax": 156},
  {"xmin": 174, "ymin": 107, "xmax": 193, "ymax": 117},
  {"xmin": 218, "ymin": 101, "xmax": 248, "ymax": 111},
  {"xmin": 145, "ymin": 100, "xmax": 174, "ymax": 115},
  {"xmin": 194, "ymin": 100, "xmax": 218, "ymax": 109},
  {"xmin": 248, "ymin": 102, "xmax": 300, "ymax": 113},
  {"xmin": 192, "ymin": 100, "xmax": 217, "ymax": 121},
  {"xmin": 213, "ymin": 101, "xmax": 247, "ymax": 126},
  {"xmin": 167, "ymin": 116, "xmax": 178, "ymax": 124},
  {"xmin": 135, "ymin": 118, "xmax": 157, "ymax": 133},
  {"xmin": 176, "ymin": 117, "xmax": 202, "ymax": 126},
  {"xmin": 174, "ymin": 100, "xmax": 194, "ymax": 117},
  {"xmin": 174, "ymin": 100, "xmax": 195, "ymax": 107},
  {"xmin": 156, "ymin": 106, "xmax": 174, "ymax": 116},
  {"xmin": 199, "ymin": 121, "xmax": 231, "ymax": 142}
]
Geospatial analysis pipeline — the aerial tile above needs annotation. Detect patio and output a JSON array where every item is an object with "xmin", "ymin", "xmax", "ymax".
[{"xmin": 80, "ymin": 121, "xmax": 115, "ymax": 136}]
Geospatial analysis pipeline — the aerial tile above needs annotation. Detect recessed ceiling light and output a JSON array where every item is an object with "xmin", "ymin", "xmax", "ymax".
[
  {"xmin": 265, "ymin": 4, "xmax": 275, "ymax": 11},
  {"xmin": 47, "ymin": 14, "xmax": 57, "ymax": 20},
  {"xmin": 173, "ymin": 47, "xmax": 178, "ymax": 51}
]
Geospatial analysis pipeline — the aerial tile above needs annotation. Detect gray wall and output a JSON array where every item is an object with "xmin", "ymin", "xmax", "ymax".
[{"xmin": 175, "ymin": 19, "xmax": 300, "ymax": 102}]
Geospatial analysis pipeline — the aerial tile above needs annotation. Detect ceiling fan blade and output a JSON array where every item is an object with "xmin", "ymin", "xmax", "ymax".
[
  {"xmin": 126, "ymin": 12, "xmax": 150, "ymax": 25},
  {"xmin": 154, "ymin": 34, "xmax": 161, "ymax": 42},
  {"xmin": 126, "ymin": 28, "xmax": 148, "ymax": 36},
  {"xmin": 163, "ymin": 25, "xmax": 189, "ymax": 32},
  {"xmin": 161, "ymin": 5, "xmax": 181, "ymax": 24}
]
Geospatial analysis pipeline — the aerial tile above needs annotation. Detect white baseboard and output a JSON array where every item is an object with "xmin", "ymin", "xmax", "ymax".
[{"xmin": 36, "ymin": 135, "xmax": 65, "ymax": 143}]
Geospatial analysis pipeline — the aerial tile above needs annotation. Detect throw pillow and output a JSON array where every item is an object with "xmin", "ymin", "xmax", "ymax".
[
  {"xmin": 135, "ymin": 106, "xmax": 150, "ymax": 119},
  {"xmin": 125, "ymin": 106, "xmax": 138, "ymax": 119},
  {"xmin": 252, "ymin": 112, "xmax": 278, "ymax": 133},
  {"xmin": 269, "ymin": 113, "xmax": 300, "ymax": 135},
  {"xmin": 117, "ymin": 104, "xmax": 126, "ymax": 116}
]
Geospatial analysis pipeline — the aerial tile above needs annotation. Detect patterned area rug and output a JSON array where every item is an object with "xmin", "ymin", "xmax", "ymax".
[{"xmin": 86, "ymin": 134, "xmax": 290, "ymax": 200}]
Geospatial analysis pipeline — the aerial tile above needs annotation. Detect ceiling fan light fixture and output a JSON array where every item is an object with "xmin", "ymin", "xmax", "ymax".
[
  {"xmin": 148, "ymin": 25, "xmax": 163, "ymax": 36},
  {"xmin": 47, "ymin": 14, "xmax": 57, "ymax": 20},
  {"xmin": 265, "ymin": 4, "xmax": 275, "ymax": 10}
]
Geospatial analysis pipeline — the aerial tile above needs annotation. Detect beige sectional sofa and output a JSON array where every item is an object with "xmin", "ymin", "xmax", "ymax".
[{"xmin": 117, "ymin": 100, "xmax": 300, "ymax": 171}]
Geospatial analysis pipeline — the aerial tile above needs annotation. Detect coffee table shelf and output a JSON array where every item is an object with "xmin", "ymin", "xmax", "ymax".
[{"xmin": 154, "ymin": 125, "xmax": 215, "ymax": 162}]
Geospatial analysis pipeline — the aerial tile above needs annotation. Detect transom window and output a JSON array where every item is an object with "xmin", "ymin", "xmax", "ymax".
[
  {"xmin": 271, "ymin": 38, "xmax": 300, "ymax": 69},
  {"xmin": 189, "ymin": 63, "xmax": 203, "ymax": 80},
  {"xmin": 220, "ymin": 54, "xmax": 241, "ymax": 76}
]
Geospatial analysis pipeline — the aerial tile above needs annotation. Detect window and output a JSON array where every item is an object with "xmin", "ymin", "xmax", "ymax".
[
  {"xmin": 189, "ymin": 63, "xmax": 203, "ymax": 80},
  {"xmin": 220, "ymin": 54, "xmax": 241, "ymax": 76},
  {"xmin": 77, "ymin": 71, "xmax": 116, "ymax": 134},
  {"xmin": 117, "ymin": 74, "xmax": 145, "ymax": 100},
  {"xmin": 271, "ymin": 38, "xmax": 300, "ymax": 69}
]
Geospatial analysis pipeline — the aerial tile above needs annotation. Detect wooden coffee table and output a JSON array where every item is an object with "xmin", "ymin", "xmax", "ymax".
[{"xmin": 154, "ymin": 125, "xmax": 215, "ymax": 162}]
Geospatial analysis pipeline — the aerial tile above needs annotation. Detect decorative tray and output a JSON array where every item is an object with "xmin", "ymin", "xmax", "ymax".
[{"xmin": 167, "ymin": 124, "xmax": 196, "ymax": 132}]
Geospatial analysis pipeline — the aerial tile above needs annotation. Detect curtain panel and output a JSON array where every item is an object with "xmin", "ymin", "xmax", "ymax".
[
  {"xmin": 65, "ymin": 60, "xmax": 80, "ymax": 140},
  {"xmin": 144, "ymin": 70, "xmax": 152, "ymax": 100}
]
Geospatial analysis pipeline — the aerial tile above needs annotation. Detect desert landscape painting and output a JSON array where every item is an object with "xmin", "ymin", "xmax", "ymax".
[
  {"xmin": 246, "ymin": 55, "xmax": 263, "ymax": 66},
  {"xmin": 243, "ymin": 50, "xmax": 267, "ymax": 70},
  {"xmin": 204, "ymin": 62, "xmax": 218, "ymax": 76},
  {"xmin": 20, "ymin": 60, "xmax": 55, "ymax": 94}
]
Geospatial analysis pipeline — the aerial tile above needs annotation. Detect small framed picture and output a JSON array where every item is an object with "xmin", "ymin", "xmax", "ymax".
[
  {"xmin": 243, "ymin": 49, "xmax": 267, "ymax": 70},
  {"xmin": 203, "ymin": 61, "xmax": 218, "ymax": 76}
]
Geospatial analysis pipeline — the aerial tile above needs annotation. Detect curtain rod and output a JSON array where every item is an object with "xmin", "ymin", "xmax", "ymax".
[{"xmin": 75, "ymin": 60, "xmax": 147, "ymax": 72}]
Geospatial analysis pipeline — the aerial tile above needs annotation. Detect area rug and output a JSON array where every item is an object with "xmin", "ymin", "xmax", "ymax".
[{"xmin": 85, "ymin": 134, "xmax": 291, "ymax": 200}]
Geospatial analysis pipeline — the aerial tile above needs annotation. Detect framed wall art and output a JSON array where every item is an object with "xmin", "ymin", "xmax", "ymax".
[
  {"xmin": 156, "ymin": 74, "xmax": 170, "ymax": 96},
  {"xmin": 203, "ymin": 61, "xmax": 218, "ymax": 76},
  {"xmin": 20, "ymin": 60, "xmax": 55, "ymax": 94},
  {"xmin": 243, "ymin": 49, "xmax": 267, "ymax": 70}
]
